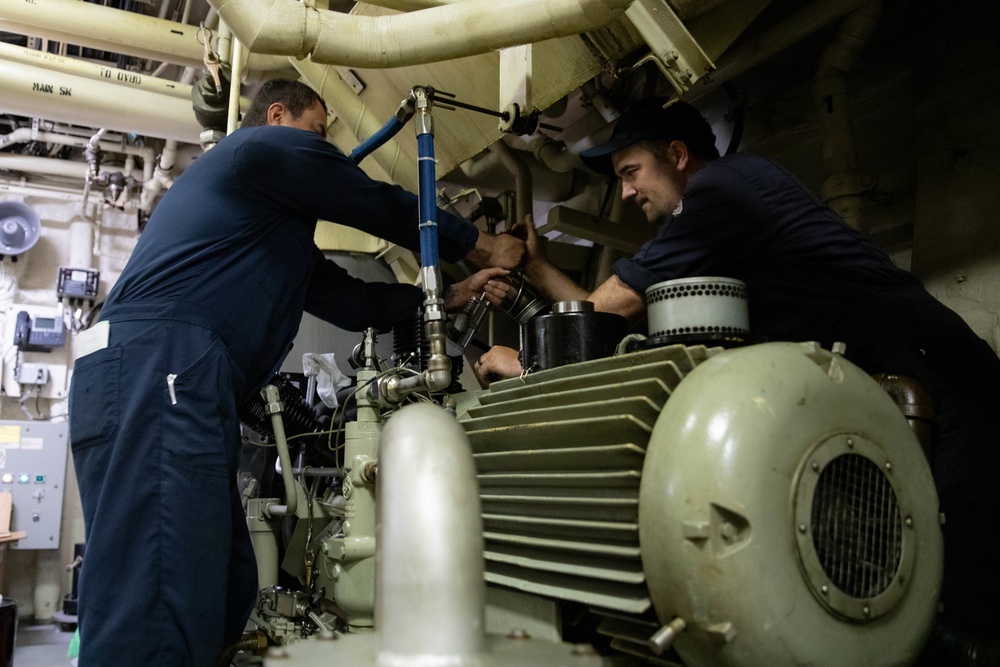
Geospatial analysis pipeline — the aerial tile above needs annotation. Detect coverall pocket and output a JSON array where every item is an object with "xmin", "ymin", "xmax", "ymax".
[
  {"xmin": 162, "ymin": 334, "xmax": 235, "ymax": 478},
  {"xmin": 68, "ymin": 346, "xmax": 122, "ymax": 452}
]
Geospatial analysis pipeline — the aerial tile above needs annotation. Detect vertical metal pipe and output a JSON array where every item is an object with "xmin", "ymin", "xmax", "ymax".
[
  {"xmin": 227, "ymin": 38, "xmax": 245, "ymax": 135},
  {"xmin": 376, "ymin": 403, "xmax": 485, "ymax": 663}
]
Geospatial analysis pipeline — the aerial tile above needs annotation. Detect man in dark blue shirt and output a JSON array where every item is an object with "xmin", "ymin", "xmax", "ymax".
[
  {"xmin": 69, "ymin": 79, "xmax": 521, "ymax": 667},
  {"xmin": 475, "ymin": 98, "xmax": 1000, "ymax": 664}
]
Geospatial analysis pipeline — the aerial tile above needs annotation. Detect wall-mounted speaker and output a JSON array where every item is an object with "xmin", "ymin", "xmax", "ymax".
[{"xmin": 0, "ymin": 201, "xmax": 41, "ymax": 257}]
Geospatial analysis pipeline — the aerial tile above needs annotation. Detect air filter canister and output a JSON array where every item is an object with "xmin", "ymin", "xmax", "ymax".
[{"xmin": 645, "ymin": 277, "xmax": 749, "ymax": 339}]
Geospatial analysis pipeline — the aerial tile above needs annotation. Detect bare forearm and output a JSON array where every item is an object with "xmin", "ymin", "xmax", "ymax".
[{"xmin": 523, "ymin": 259, "xmax": 591, "ymax": 304}]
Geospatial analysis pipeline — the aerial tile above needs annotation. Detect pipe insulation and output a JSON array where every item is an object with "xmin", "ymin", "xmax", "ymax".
[
  {"xmin": 209, "ymin": 0, "xmax": 632, "ymax": 68},
  {"xmin": 0, "ymin": 59, "xmax": 203, "ymax": 143},
  {"xmin": 376, "ymin": 403, "xmax": 486, "ymax": 662},
  {"xmin": 0, "ymin": 0, "xmax": 288, "ymax": 71},
  {"xmin": 0, "ymin": 41, "xmax": 191, "ymax": 99}
]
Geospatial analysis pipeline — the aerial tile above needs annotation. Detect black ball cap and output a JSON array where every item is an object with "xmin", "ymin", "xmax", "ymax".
[{"xmin": 579, "ymin": 98, "xmax": 717, "ymax": 175}]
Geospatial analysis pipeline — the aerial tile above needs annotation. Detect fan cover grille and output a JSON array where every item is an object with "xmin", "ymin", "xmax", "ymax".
[{"xmin": 811, "ymin": 453, "xmax": 903, "ymax": 598}]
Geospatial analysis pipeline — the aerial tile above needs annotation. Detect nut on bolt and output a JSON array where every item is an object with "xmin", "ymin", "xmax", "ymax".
[{"xmin": 362, "ymin": 462, "xmax": 378, "ymax": 483}]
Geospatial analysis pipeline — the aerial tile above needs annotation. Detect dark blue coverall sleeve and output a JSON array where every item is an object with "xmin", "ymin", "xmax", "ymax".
[
  {"xmin": 232, "ymin": 131, "xmax": 478, "ymax": 263},
  {"xmin": 304, "ymin": 247, "xmax": 423, "ymax": 331}
]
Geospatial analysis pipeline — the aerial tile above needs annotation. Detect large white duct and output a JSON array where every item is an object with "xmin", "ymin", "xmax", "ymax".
[
  {"xmin": 0, "ymin": 0, "xmax": 288, "ymax": 71},
  {"xmin": 210, "ymin": 0, "xmax": 632, "ymax": 68},
  {"xmin": 0, "ymin": 59, "xmax": 202, "ymax": 143}
]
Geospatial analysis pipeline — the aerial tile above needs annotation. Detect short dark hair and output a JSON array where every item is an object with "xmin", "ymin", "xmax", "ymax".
[
  {"xmin": 240, "ymin": 79, "xmax": 328, "ymax": 128},
  {"xmin": 579, "ymin": 99, "xmax": 720, "ymax": 174}
]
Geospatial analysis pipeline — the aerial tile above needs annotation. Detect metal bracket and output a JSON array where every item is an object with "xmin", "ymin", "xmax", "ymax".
[{"xmin": 625, "ymin": 0, "xmax": 715, "ymax": 96}]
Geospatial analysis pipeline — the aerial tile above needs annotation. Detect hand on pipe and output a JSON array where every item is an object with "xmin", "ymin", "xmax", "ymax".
[
  {"xmin": 444, "ymin": 268, "xmax": 511, "ymax": 311},
  {"xmin": 466, "ymin": 231, "xmax": 526, "ymax": 270},
  {"xmin": 507, "ymin": 214, "xmax": 549, "ymax": 274},
  {"xmin": 473, "ymin": 345, "xmax": 523, "ymax": 387}
]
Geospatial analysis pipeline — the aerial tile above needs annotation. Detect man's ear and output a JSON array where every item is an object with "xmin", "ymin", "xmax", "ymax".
[
  {"xmin": 265, "ymin": 102, "xmax": 286, "ymax": 126},
  {"xmin": 670, "ymin": 140, "xmax": 691, "ymax": 171}
]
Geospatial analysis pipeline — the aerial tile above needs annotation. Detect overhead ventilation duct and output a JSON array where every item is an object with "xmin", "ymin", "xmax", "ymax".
[
  {"xmin": 209, "ymin": 0, "xmax": 632, "ymax": 68},
  {"xmin": 0, "ymin": 0, "xmax": 288, "ymax": 71}
]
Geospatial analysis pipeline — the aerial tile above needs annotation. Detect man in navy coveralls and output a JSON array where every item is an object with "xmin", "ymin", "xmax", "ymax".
[
  {"xmin": 475, "ymin": 98, "xmax": 1000, "ymax": 665},
  {"xmin": 69, "ymin": 79, "xmax": 521, "ymax": 667}
]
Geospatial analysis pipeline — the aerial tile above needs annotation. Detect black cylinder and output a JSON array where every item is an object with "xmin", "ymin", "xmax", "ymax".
[{"xmin": 521, "ymin": 302, "xmax": 628, "ymax": 371}]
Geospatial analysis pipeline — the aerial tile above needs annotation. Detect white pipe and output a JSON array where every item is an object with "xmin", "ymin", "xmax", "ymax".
[
  {"xmin": 0, "ymin": 181, "xmax": 83, "ymax": 201},
  {"xmin": 227, "ymin": 39, "xmax": 246, "ymax": 135},
  {"xmin": 362, "ymin": 0, "xmax": 467, "ymax": 9},
  {"xmin": 69, "ymin": 216, "xmax": 95, "ymax": 268},
  {"xmin": 0, "ymin": 129, "xmax": 157, "ymax": 166},
  {"xmin": 290, "ymin": 58, "xmax": 419, "ymax": 192},
  {"xmin": 376, "ymin": 403, "xmax": 485, "ymax": 662},
  {"xmin": 0, "ymin": 60, "xmax": 202, "ymax": 143},
  {"xmin": 0, "ymin": 155, "xmax": 126, "ymax": 179},
  {"xmin": 523, "ymin": 133, "xmax": 583, "ymax": 173},
  {"xmin": 0, "ymin": 0, "xmax": 289, "ymax": 71},
  {"xmin": 459, "ymin": 148, "xmax": 503, "ymax": 180},
  {"xmin": 488, "ymin": 141, "xmax": 532, "ymax": 224},
  {"xmin": 0, "ymin": 41, "xmax": 192, "ymax": 100},
  {"xmin": 10, "ymin": 127, "xmax": 160, "ymax": 210},
  {"xmin": 210, "ymin": 0, "xmax": 631, "ymax": 68}
]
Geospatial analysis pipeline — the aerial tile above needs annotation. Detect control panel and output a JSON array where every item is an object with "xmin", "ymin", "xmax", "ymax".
[{"xmin": 0, "ymin": 420, "xmax": 68, "ymax": 549}]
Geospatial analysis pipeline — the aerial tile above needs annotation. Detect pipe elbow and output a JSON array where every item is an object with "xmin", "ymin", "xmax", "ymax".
[{"xmin": 214, "ymin": 0, "xmax": 312, "ymax": 58}]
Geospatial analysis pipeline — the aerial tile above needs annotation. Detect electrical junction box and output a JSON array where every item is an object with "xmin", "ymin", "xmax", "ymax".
[
  {"xmin": 14, "ymin": 362, "xmax": 49, "ymax": 386},
  {"xmin": 2, "ymin": 304, "xmax": 70, "ymax": 400},
  {"xmin": 57, "ymin": 267, "xmax": 100, "ymax": 302},
  {"xmin": 0, "ymin": 420, "xmax": 68, "ymax": 549}
]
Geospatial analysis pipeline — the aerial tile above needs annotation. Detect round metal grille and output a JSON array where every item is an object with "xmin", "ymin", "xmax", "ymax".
[{"xmin": 810, "ymin": 453, "xmax": 903, "ymax": 598}]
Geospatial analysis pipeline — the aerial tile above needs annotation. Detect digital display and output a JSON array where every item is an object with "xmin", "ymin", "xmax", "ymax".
[{"xmin": 33, "ymin": 317, "xmax": 56, "ymax": 329}]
